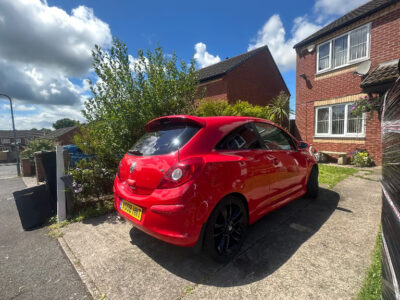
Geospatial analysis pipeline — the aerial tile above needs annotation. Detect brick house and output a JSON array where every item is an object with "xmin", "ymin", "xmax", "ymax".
[
  {"xmin": 44, "ymin": 126, "xmax": 80, "ymax": 145},
  {"xmin": 197, "ymin": 45, "xmax": 290, "ymax": 124},
  {"xmin": 0, "ymin": 129, "xmax": 47, "ymax": 151},
  {"xmin": 294, "ymin": 0, "xmax": 400, "ymax": 165}
]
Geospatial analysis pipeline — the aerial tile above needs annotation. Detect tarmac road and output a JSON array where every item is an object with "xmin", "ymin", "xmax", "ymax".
[{"xmin": 0, "ymin": 164, "xmax": 90, "ymax": 299}]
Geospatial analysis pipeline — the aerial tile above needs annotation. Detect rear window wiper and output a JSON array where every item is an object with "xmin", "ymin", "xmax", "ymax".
[{"xmin": 127, "ymin": 150, "xmax": 143, "ymax": 156}]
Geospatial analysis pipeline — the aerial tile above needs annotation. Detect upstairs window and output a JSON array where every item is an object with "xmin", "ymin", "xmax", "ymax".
[
  {"xmin": 315, "ymin": 103, "xmax": 365, "ymax": 137},
  {"xmin": 316, "ymin": 24, "xmax": 370, "ymax": 73}
]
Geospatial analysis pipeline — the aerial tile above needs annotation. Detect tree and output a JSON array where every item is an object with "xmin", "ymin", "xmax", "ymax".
[
  {"xmin": 52, "ymin": 118, "xmax": 78, "ymax": 130},
  {"xmin": 20, "ymin": 139, "xmax": 54, "ymax": 158},
  {"xmin": 76, "ymin": 38, "xmax": 199, "ymax": 168}
]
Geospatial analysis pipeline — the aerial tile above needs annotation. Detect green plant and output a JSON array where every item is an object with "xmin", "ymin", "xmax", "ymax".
[
  {"xmin": 195, "ymin": 99, "xmax": 273, "ymax": 121},
  {"xmin": 357, "ymin": 228, "xmax": 382, "ymax": 300},
  {"xmin": 77, "ymin": 38, "xmax": 199, "ymax": 169},
  {"xmin": 318, "ymin": 164, "xmax": 359, "ymax": 188},
  {"xmin": 52, "ymin": 118, "xmax": 78, "ymax": 130},
  {"xmin": 68, "ymin": 159, "xmax": 114, "ymax": 202},
  {"xmin": 351, "ymin": 149, "xmax": 373, "ymax": 167},
  {"xmin": 351, "ymin": 95, "xmax": 380, "ymax": 120},
  {"xmin": 20, "ymin": 139, "xmax": 54, "ymax": 158},
  {"xmin": 269, "ymin": 91, "xmax": 290, "ymax": 125}
]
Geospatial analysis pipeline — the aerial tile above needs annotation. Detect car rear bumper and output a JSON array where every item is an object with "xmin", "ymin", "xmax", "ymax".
[{"xmin": 113, "ymin": 177, "xmax": 203, "ymax": 247}]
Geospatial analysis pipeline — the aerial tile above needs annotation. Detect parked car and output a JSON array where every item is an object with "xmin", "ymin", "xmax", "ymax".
[{"xmin": 114, "ymin": 115, "xmax": 318, "ymax": 261}]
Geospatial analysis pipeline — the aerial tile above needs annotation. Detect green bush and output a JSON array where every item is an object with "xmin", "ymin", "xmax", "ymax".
[
  {"xmin": 68, "ymin": 159, "xmax": 115, "ymax": 202},
  {"xmin": 351, "ymin": 149, "xmax": 373, "ymax": 167},
  {"xmin": 20, "ymin": 139, "xmax": 54, "ymax": 158},
  {"xmin": 195, "ymin": 99, "xmax": 273, "ymax": 120},
  {"xmin": 77, "ymin": 38, "xmax": 199, "ymax": 170}
]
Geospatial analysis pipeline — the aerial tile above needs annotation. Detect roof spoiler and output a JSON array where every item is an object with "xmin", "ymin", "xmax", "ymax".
[{"xmin": 145, "ymin": 115, "xmax": 206, "ymax": 131}]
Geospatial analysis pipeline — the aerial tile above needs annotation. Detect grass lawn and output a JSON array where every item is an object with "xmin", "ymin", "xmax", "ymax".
[
  {"xmin": 357, "ymin": 229, "xmax": 382, "ymax": 300},
  {"xmin": 318, "ymin": 164, "xmax": 359, "ymax": 188}
]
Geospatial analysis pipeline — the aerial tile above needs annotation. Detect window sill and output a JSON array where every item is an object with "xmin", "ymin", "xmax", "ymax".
[
  {"xmin": 313, "ymin": 135, "xmax": 365, "ymax": 139},
  {"xmin": 315, "ymin": 57, "xmax": 370, "ymax": 77}
]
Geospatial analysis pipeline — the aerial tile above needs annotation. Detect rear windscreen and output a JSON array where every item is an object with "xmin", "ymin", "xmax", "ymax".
[{"xmin": 128, "ymin": 125, "xmax": 200, "ymax": 156}]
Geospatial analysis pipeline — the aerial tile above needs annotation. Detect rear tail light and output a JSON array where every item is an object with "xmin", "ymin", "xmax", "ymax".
[{"xmin": 158, "ymin": 157, "xmax": 203, "ymax": 189}]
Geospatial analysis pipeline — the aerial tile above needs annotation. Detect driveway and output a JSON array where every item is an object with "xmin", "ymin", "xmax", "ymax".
[
  {"xmin": 0, "ymin": 166, "xmax": 90, "ymax": 299},
  {"xmin": 60, "ymin": 169, "xmax": 381, "ymax": 299}
]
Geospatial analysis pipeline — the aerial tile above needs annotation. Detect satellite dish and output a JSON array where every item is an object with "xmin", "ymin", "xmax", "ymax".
[{"xmin": 354, "ymin": 60, "xmax": 371, "ymax": 76}]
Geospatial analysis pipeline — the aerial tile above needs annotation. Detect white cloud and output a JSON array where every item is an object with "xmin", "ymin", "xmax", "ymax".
[
  {"xmin": 0, "ymin": 102, "xmax": 85, "ymax": 129},
  {"xmin": 314, "ymin": 0, "xmax": 369, "ymax": 23},
  {"xmin": 194, "ymin": 42, "xmax": 221, "ymax": 68},
  {"xmin": 0, "ymin": 0, "xmax": 112, "ymax": 115},
  {"xmin": 248, "ymin": 15, "xmax": 321, "ymax": 71}
]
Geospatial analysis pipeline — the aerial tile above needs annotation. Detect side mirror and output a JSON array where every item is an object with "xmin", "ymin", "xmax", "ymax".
[{"xmin": 297, "ymin": 141, "xmax": 309, "ymax": 150}]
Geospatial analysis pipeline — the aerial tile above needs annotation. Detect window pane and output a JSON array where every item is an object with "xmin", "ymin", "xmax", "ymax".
[
  {"xmin": 130, "ymin": 125, "xmax": 200, "ymax": 156},
  {"xmin": 332, "ymin": 105, "xmax": 345, "ymax": 134},
  {"xmin": 333, "ymin": 35, "xmax": 348, "ymax": 67},
  {"xmin": 318, "ymin": 43, "xmax": 330, "ymax": 71},
  {"xmin": 347, "ymin": 105, "xmax": 363, "ymax": 133},
  {"xmin": 216, "ymin": 124, "xmax": 262, "ymax": 150},
  {"xmin": 254, "ymin": 123, "xmax": 295, "ymax": 151},
  {"xmin": 350, "ymin": 26, "xmax": 368, "ymax": 61},
  {"xmin": 316, "ymin": 108, "xmax": 329, "ymax": 134}
]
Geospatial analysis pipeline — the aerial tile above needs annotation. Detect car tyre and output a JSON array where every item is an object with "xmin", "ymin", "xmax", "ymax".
[
  {"xmin": 306, "ymin": 165, "xmax": 319, "ymax": 198},
  {"xmin": 204, "ymin": 196, "xmax": 248, "ymax": 263}
]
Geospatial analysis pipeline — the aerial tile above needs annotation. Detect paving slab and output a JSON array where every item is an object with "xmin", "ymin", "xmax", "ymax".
[{"xmin": 60, "ymin": 174, "xmax": 381, "ymax": 300}]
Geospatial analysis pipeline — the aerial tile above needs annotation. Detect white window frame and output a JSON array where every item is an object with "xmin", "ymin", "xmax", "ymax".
[
  {"xmin": 316, "ymin": 23, "xmax": 371, "ymax": 74},
  {"xmin": 314, "ymin": 103, "xmax": 365, "ymax": 138},
  {"xmin": 1, "ymin": 138, "xmax": 10, "ymax": 144}
]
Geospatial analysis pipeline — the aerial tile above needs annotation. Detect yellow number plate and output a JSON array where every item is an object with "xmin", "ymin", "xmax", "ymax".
[{"xmin": 120, "ymin": 199, "xmax": 142, "ymax": 221}]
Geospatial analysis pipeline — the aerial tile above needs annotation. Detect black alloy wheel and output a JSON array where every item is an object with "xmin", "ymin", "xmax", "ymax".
[{"xmin": 204, "ymin": 196, "xmax": 248, "ymax": 262}]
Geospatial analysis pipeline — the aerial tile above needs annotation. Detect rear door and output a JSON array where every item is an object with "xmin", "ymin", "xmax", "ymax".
[{"xmin": 254, "ymin": 122, "xmax": 307, "ymax": 203}]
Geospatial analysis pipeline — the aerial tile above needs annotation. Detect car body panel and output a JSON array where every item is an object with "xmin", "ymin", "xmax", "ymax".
[{"xmin": 114, "ymin": 115, "xmax": 317, "ymax": 247}]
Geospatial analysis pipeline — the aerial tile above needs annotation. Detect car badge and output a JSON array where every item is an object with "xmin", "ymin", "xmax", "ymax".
[{"xmin": 130, "ymin": 162, "xmax": 136, "ymax": 174}]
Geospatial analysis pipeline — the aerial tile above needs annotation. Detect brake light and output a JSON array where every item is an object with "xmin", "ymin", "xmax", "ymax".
[{"xmin": 158, "ymin": 157, "xmax": 203, "ymax": 189}]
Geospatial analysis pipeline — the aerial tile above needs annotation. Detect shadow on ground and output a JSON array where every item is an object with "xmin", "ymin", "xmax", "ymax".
[{"xmin": 128, "ymin": 187, "xmax": 341, "ymax": 287}]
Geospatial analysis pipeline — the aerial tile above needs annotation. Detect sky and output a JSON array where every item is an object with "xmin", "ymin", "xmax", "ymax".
[{"xmin": 0, "ymin": 0, "xmax": 369, "ymax": 130}]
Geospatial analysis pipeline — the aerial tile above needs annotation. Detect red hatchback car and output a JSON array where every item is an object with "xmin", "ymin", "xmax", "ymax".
[{"xmin": 114, "ymin": 115, "xmax": 318, "ymax": 261}]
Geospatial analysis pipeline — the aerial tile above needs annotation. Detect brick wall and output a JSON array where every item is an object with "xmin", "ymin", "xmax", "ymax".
[
  {"xmin": 226, "ymin": 50, "xmax": 289, "ymax": 106},
  {"xmin": 198, "ymin": 77, "xmax": 228, "ymax": 100},
  {"xmin": 295, "ymin": 4, "xmax": 400, "ymax": 165}
]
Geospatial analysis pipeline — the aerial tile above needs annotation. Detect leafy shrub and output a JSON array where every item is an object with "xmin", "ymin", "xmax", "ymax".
[
  {"xmin": 351, "ymin": 149, "xmax": 373, "ymax": 167},
  {"xmin": 68, "ymin": 159, "xmax": 115, "ymax": 202},
  {"xmin": 20, "ymin": 139, "xmax": 54, "ymax": 158},
  {"xmin": 77, "ymin": 38, "xmax": 199, "ymax": 170},
  {"xmin": 195, "ymin": 99, "xmax": 273, "ymax": 120},
  {"xmin": 351, "ymin": 95, "xmax": 380, "ymax": 120}
]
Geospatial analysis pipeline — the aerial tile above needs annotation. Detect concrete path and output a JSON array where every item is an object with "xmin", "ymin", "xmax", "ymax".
[
  {"xmin": 0, "ymin": 168, "xmax": 90, "ymax": 299},
  {"xmin": 60, "ymin": 169, "xmax": 381, "ymax": 300}
]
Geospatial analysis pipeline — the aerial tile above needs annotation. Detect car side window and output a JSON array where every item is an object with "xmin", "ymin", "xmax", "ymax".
[
  {"xmin": 216, "ymin": 123, "xmax": 262, "ymax": 150},
  {"xmin": 254, "ymin": 123, "xmax": 295, "ymax": 151}
]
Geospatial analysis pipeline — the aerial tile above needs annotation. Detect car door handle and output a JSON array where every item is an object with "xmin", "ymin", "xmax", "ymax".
[{"xmin": 272, "ymin": 158, "xmax": 279, "ymax": 166}]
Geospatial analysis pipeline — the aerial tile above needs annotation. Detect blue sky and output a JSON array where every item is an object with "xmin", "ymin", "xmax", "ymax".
[{"xmin": 0, "ymin": 0, "xmax": 368, "ymax": 129}]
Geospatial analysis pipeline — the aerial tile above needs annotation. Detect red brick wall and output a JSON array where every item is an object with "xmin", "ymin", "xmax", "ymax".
[
  {"xmin": 197, "ymin": 49, "xmax": 290, "ymax": 127},
  {"xmin": 198, "ymin": 77, "xmax": 228, "ymax": 101},
  {"xmin": 55, "ymin": 128, "xmax": 80, "ymax": 145},
  {"xmin": 295, "ymin": 4, "xmax": 400, "ymax": 165},
  {"xmin": 226, "ymin": 50, "xmax": 290, "ymax": 106}
]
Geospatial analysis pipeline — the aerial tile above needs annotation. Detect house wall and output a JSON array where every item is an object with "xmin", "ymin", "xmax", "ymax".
[
  {"xmin": 226, "ymin": 50, "xmax": 289, "ymax": 106},
  {"xmin": 197, "ymin": 77, "xmax": 228, "ymax": 101},
  {"xmin": 197, "ymin": 50, "xmax": 290, "ymax": 127},
  {"xmin": 295, "ymin": 3, "xmax": 400, "ymax": 165},
  {"xmin": 55, "ymin": 128, "xmax": 80, "ymax": 145}
]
